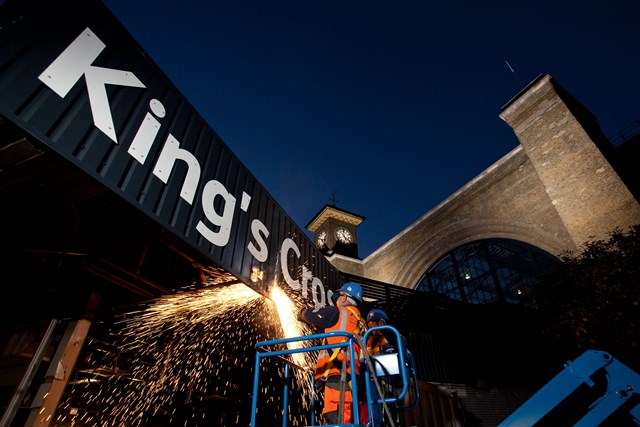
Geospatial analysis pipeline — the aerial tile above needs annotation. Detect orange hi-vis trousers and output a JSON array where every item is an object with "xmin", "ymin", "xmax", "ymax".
[{"xmin": 322, "ymin": 381, "xmax": 354, "ymax": 424}]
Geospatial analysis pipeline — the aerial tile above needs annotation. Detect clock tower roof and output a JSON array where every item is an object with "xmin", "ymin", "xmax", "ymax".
[{"xmin": 305, "ymin": 204, "xmax": 365, "ymax": 232}]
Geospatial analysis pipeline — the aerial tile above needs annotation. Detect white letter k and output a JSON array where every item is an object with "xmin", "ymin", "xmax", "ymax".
[{"xmin": 38, "ymin": 27, "xmax": 146, "ymax": 143}]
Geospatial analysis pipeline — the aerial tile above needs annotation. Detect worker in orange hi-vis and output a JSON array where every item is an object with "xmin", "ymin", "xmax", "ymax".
[
  {"xmin": 298, "ymin": 282, "xmax": 366, "ymax": 425},
  {"xmin": 365, "ymin": 308, "xmax": 412, "ymax": 426}
]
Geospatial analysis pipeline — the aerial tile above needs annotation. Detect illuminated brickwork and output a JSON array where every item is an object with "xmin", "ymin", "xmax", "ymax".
[{"xmin": 334, "ymin": 74, "xmax": 640, "ymax": 288}]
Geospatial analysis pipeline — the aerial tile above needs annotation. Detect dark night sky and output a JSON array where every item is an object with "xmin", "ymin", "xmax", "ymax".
[{"xmin": 101, "ymin": 0, "xmax": 640, "ymax": 258}]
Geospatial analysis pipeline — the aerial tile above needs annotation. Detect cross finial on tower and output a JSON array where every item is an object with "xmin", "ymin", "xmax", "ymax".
[{"xmin": 329, "ymin": 192, "xmax": 339, "ymax": 207}]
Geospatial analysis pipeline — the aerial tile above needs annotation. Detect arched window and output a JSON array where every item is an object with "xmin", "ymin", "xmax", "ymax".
[{"xmin": 415, "ymin": 239, "xmax": 559, "ymax": 307}]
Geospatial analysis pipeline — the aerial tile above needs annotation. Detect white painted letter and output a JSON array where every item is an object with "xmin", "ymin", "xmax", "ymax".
[
  {"xmin": 310, "ymin": 277, "xmax": 327, "ymax": 308},
  {"xmin": 280, "ymin": 238, "xmax": 301, "ymax": 290},
  {"xmin": 38, "ymin": 28, "xmax": 145, "ymax": 143},
  {"xmin": 196, "ymin": 180, "xmax": 236, "ymax": 246},
  {"xmin": 247, "ymin": 219, "xmax": 269, "ymax": 262},
  {"xmin": 154, "ymin": 134, "xmax": 201, "ymax": 205},
  {"xmin": 128, "ymin": 99, "xmax": 165, "ymax": 164}
]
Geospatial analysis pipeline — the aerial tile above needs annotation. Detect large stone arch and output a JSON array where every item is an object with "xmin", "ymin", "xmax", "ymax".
[
  {"xmin": 362, "ymin": 146, "xmax": 577, "ymax": 287},
  {"xmin": 391, "ymin": 222, "xmax": 569, "ymax": 288},
  {"xmin": 339, "ymin": 75, "xmax": 640, "ymax": 293}
]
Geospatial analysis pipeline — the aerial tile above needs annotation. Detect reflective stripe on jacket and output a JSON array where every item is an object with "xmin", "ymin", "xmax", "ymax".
[{"xmin": 315, "ymin": 305, "xmax": 364, "ymax": 380}]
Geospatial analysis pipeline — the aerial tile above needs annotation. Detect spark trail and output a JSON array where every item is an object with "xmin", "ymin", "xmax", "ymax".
[{"xmin": 58, "ymin": 282, "xmax": 317, "ymax": 426}]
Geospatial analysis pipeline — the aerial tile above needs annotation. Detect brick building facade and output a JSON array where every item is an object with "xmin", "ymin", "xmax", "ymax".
[
  {"xmin": 327, "ymin": 74, "xmax": 640, "ymax": 289},
  {"xmin": 313, "ymin": 74, "xmax": 640, "ymax": 426}
]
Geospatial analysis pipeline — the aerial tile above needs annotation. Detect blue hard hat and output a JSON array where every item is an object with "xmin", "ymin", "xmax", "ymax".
[
  {"xmin": 339, "ymin": 282, "xmax": 363, "ymax": 303},
  {"xmin": 367, "ymin": 309, "xmax": 388, "ymax": 322}
]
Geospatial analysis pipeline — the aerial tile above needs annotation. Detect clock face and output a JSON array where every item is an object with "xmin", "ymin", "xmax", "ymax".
[
  {"xmin": 317, "ymin": 231, "xmax": 327, "ymax": 247},
  {"xmin": 336, "ymin": 228, "xmax": 352, "ymax": 244}
]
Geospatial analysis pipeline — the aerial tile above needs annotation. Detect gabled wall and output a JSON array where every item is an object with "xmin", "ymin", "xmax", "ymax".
[{"xmin": 342, "ymin": 74, "xmax": 640, "ymax": 288}]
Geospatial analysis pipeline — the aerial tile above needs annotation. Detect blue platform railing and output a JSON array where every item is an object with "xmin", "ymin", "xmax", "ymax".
[
  {"xmin": 497, "ymin": 350, "xmax": 640, "ymax": 426},
  {"xmin": 250, "ymin": 326, "xmax": 418, "ymax": 427}
]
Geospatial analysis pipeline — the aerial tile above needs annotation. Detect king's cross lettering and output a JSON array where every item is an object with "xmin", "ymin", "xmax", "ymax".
[{"xmin": 36, "ymin": 26, "xmax": 333, "ymax": 306}]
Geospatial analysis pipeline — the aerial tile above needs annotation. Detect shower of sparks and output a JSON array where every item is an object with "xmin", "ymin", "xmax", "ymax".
[
  {"xmin": 265, "ymin": 282, "xmax": 317, "ymax": 422},
  {"xmin": 269, "ymin": 284, "xmax": 314, "ymax": 368},
  {"xmin": 56, "ymin": 282, "xmax": 321, "ymax": 426}
]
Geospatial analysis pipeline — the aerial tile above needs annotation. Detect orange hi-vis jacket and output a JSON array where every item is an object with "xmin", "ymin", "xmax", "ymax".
[
  {"xmin": 315, "ymin": 305, "xmax": 365, "ymax": 381},
  {"xmin": 366, "ymin": 332, "xmax": 391, "ymax": 356}
]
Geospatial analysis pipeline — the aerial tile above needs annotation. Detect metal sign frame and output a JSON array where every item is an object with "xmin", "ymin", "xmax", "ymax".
[{"xmin": 0, "ymin": 0, "xmax": 343, "ymax": 303}]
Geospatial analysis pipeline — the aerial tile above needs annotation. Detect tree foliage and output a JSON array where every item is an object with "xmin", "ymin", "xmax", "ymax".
[{"xmin": 534, "ymin": 224, "xmax": 640, "ymax": 371}]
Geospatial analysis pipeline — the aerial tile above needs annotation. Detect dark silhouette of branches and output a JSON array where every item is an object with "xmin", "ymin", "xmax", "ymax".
[{"xmin": 534, "ymin": 224, "xmax": 640, "ymax": 371}]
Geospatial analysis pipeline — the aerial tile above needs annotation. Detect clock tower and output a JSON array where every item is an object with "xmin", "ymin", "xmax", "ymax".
[{"xmin": 305, "ymin": 204, "xmax": 365, "ymax": 258}]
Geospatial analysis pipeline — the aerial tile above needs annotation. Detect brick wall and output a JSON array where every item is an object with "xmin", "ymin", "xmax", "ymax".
[{"xmin": 341, "ymin": 74, "xmax": 640, "ymax": 288}]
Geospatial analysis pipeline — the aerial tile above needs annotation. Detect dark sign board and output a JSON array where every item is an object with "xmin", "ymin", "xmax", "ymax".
[{"xmin": 0, "ymin": 0, "xmax": 343, "ymax": 304}]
